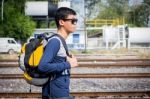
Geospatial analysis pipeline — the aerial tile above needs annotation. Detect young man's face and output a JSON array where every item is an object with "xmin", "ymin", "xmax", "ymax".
[{"xmin": 60, "ymin": 14, "xmax": 77, "ymax": 33}]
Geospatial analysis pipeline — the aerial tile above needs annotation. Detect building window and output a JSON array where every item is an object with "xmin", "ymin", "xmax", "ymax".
[{"xmin": 73, "ymin": 34, "xmax": 79, "ymax": 43}]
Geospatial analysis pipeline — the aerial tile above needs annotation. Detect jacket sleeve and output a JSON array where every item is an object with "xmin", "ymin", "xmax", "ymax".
[{"xmin": 38, "ymin": 38, "xmax": 71, "ymax": 74}]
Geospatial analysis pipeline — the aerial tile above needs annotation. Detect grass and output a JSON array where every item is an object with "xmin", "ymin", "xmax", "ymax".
[
  {"xmin": 0, "ymin": 48, "xmax": 150, "ymax": 59},
  {"xmin": 70, "ymin": 48, "xmax": 150, "ymax": 58},
  {"xmin": 136, "ymin": 49, "xmax": 150, "ymax": 58},
  {"xmin": 0, "ymin": 54, "xmax": 19, "ymax": 60},
  {"xmin": 71, "ymin": 48, "xmax": 135, "ymax": 55}
]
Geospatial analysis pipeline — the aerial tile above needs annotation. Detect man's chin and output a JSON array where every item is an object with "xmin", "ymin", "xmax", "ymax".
[{"xmin": 68, "ymin": 30, "xmax": 76, "ymax": 34}]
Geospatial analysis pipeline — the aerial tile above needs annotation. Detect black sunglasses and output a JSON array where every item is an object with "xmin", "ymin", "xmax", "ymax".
[{"xmin": 63, "ymin": 19, "xmax": 78, "ymax": 25}]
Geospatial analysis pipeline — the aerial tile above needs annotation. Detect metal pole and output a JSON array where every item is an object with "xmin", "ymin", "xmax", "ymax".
[
  {"xmin": 84, "ymin": 0, "xmax": 87, "ymax": 53},
  {"xmin": 133, "ymin": 5, "xmax": 136, "ymax": 25},
  {"xmin": 1, "ymin": 0, "xmax": 4, "ymax": 21},
  {"xmin": 46, "ymin": 16, "xmax": 49, "ymax": 28}
]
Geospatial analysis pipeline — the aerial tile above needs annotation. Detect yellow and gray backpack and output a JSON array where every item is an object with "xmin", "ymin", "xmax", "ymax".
[{"xmin": 19, "ymin": 33, "xmax": 69, "ymax": 86}]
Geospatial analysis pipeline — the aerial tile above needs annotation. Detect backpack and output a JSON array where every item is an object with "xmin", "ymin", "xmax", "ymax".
[{"xmin": 19, "ymin": 32, "xmax": 69, "ymax": 86}]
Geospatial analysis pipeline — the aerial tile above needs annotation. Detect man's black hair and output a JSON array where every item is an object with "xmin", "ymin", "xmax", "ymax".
[{"xmin": 55, "ymin": 7, "xmax": 76, "ymax": 28}]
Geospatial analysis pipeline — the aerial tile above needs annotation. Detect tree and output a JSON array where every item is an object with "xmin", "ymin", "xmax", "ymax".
[
  {"xmin": 96, "ymin": 0, "xmax": 129, "ymax": 20},
  {"xmin": 144, "ymin": 0, "xmax": 150, "ymax": 5},
  {"xmin": 0, "ymin": 0, "xmax": 36, "ymax": 42},
  {"xmin": 85, "ymin": 0, "xmax": 101, "ymax": 19},
  {"xmin": 127, "ymin": 0, "xmax": 150, "ymax": 27}
]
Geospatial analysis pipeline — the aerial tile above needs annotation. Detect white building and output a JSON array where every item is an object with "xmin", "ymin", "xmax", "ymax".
[
  {"xmin": 33, "ymin": 26, "xmax": 150, "ymax": 50},
  {"xmin": 33, "ymin": 28, "xmax": 85, "ymax": 50}
]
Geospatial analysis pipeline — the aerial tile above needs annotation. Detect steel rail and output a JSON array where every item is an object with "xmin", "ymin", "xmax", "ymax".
[
  {"xmin": 0, "ymin": 91, "xmax": 150, "ymax": 98},
  {"xmin": 1, "ymin": 61, "xmax": 150, "ymax": 68},
  {"xmin": 0, "ymin": 73, "xmax": 150, "ymax": 79},
  {"xmin": 1, "ymin": 58, "xmax": 150, "ymax": 62}
]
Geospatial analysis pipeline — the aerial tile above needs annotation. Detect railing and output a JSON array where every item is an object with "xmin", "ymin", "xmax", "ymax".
[
  {"xmin": 86, "ymin": 18, "xmax": 125, "ymax": 27},
  {"xmin": 51, "ymin": 0, "xmax": 59, "ymax": 4}
]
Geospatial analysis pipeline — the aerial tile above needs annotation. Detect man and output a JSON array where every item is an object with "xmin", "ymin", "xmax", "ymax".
[{"xmin": 38, "ymin": 7, "xmax": 78, "ymax": 99}]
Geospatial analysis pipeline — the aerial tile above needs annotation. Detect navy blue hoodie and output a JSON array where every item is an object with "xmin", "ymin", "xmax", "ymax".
[{"xmin": 38, "ymin": 36, "xmax": 71, "ymax": 98}]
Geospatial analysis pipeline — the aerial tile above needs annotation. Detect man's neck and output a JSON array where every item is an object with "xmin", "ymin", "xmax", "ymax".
[{"xmin": 57, "ymin": 28, "xmax": 69, "ymax": 40}]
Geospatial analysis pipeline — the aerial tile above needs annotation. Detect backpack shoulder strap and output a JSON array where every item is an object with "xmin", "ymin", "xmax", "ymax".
[
  {"xmin": 44, "ymin": 32, "xmax": 70, "ymax": 57},
  {"xmin": 55, "ymin": 34, "xmax": 70, "ymax": 57}
]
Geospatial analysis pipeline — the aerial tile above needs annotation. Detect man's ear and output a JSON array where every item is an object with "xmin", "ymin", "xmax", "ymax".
[{"xmin": 59, "ymin": 20, "xmax": 64, "ymax": 26}]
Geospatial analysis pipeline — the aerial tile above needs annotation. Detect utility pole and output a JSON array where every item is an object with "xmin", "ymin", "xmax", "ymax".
[
  {"xmin": 1, "ymin": 0, "xmax": 4, "ymax": 21},
  {"xmin": 83, "ymin": 0, "xmax": 87, "ymax": 53}
]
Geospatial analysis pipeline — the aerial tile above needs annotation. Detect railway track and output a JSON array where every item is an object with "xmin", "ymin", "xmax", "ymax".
[
  {"xmin": 0, "ymin": 58, "xmax": 150, "ymax": 62},
  {"xmin": 0, "ymin": 91, "xmax": 150, "ymax": 98},
  {"xmin": 0, "ymin": 58, "xmax": 150, "ymax": 98},
  {"xmin": 0, "ymin": 60, "xmax": 150, "ymax": 68},
  {"xmin": 0, "ymin": 73, "xmax": 150, "ymax": 79},
  {"xmin": 78, "ymin": 58, "xmax": 150, "ymax": 62}
]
